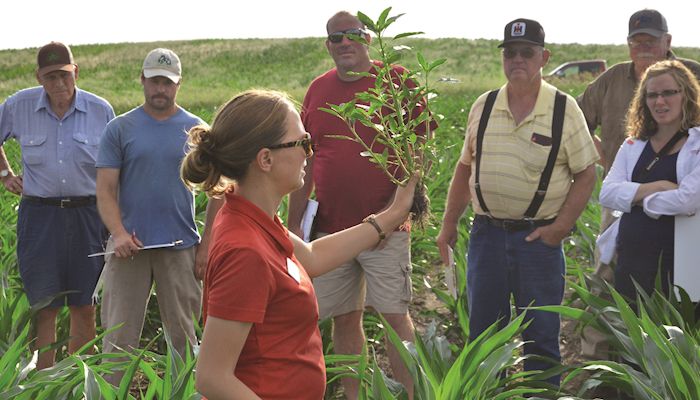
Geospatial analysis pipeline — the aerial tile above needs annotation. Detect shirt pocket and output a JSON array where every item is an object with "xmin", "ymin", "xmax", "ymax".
[
  {"xmin": 19, "ymin": 132, "xmax": 48, "ymax": 165},
  {"xmin": 72, "ymin": 131, "xmax": 99, "ymax": 167},
  {"xmin": 520, "ymin": 137, "xmax": 551, "ymax": 178}
]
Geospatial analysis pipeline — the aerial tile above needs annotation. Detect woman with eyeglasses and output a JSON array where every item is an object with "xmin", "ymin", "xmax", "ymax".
[
  {"xmin": 600, "ymin": 60, "xmax": 700, "ymax": 302},
  {"xmin": 180, "ymin": 89, "xmax": 417, "ymax": 399}
]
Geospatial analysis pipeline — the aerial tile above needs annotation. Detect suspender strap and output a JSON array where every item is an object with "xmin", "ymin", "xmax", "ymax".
[
  {"xmin": 523, "ymin": 91, "xmax": 567, "ymax": 219},
  {"xmin": 474, "ymin": 89, "xmax": 499, "ymax": 214}
]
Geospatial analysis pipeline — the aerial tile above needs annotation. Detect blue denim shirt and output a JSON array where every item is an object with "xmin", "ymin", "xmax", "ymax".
[{"xmin": 0, "ymin": 86, "xmax": 114, "ymax": 197}]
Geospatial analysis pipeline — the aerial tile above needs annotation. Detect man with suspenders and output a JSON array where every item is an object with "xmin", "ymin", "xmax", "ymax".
[{"xmin": 437, "ymin": 18, "xmax": 598, "ymax": 385}]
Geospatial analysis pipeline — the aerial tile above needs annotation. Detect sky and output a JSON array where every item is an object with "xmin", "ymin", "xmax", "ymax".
[{"xmin": 2, "ymin": 1, "xmax": 697, "ymax": 51}]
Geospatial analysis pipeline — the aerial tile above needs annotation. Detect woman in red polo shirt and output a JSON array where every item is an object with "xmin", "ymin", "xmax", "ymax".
[{"xmin": 180, "ymin": 89, "xmax": 416, "ymax": 399}]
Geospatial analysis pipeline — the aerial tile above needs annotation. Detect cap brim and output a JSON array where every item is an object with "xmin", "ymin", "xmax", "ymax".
[
  {"xmin": 143, "ymin": 69, "xmax": 181, "ymax": 83},
  {"xmin": 628, "ymin": 28, "xmax": 665, "ymax": 39},
  {"xmin": 38, "ymin": 63, "xmax": 75, "ymax": 77},
  {"xmin": 498, "ymin": 39, "xmax": 543, "ymax": 48}
]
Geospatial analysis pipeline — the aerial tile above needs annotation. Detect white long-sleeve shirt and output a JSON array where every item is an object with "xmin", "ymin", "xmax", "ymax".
[
  {"xmin": 596, "ymin": 127, "xmax": 700, "ymax": 264},
  {"xmin": 600, "ymin": 126, "xmax": 700, "ymax": 218}
]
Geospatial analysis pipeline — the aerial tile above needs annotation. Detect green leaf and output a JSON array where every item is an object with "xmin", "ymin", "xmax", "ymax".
[
  {"xmin": 428, "ymin": 58, "xmax": 448, "ymax": 72},
  {"xmin": 417, "ymin": 52, "xmax": 428, "ymax": 71},
  {"xmin": 377, "ymin": 7, "xmax": 392, "ymax": 28},
  {"xmin": 384, "ymin": 14, "xmax": 405, "ymax": 30},
  {"xmin": 357, "ymin": 12, "xmax": 376, "ymax": 32},
  {"xmin": 394, "ymin": 32, "xmax": 424, "ymax": 40}
]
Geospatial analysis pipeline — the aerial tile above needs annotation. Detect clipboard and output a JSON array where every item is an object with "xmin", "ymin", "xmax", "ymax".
[
  {"xmin": 674, "ymin": 213, "xmax": 700, "ymax": 301},
  {"xmin": 88, "ymin": 240, "xmax": 184, "ymax": 258}
]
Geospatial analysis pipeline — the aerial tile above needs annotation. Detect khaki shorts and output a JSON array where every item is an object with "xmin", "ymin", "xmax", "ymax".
[{"xmin": 312, "ymin": 231, "xmax": 412, "ymax": 319}]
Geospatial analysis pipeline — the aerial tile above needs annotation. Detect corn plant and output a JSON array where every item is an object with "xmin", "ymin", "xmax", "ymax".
[
  {"xmin": 321, "ymin": 8, "xmax": 445, "ymax": 227},
  {"xmin": 327, "ymin": 310, "xmax": 588, "ymax": 400},
  {"xmin": 537, "ymin": 277, "xmax": 700, "ymax": 399}
]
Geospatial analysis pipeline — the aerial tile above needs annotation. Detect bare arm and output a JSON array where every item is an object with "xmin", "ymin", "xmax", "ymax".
[
  {"xmin": 194, "ymin": 196, "xmax": 225, "ymax": 280},
  {"xmin": 287, "ymin": 157, "xmax": 314, "ymax": 237},
  {"xmin": 0, "ymin": 145, "xmax": 22, "ymax": 195},
  {"xmin": 290, "ymin": 174, "xmax": 417, "ymax": 278},
  {"xmin": 526, "ymin": 164, "xmax": 596, "ymax": 246},
  {"xmin": 195, "ymin": 317, "xmax": 261, "ymax": 400},
  {"xmin": 436, "ymin": 161, "xmax": 472, "ymax": 265},
  {"xmin": 96, "ymin": 168, "xmax": 142, "ymax": 257}
]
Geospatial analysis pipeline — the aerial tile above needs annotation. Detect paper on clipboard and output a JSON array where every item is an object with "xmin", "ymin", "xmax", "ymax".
[
  {"xmin": 87, "ymin": 240, "xmax": 184, "ymax": 258},
  {"xmin": 444, "ymin": 246, "xmax": 457, "ymax": 299},
  {"xmin": 674, "ymin": 213, "xmax": 700, "ymax": 301},
  {"xmin": 301, "ymin": 199, "xmax": 318, "ymax": 242}
]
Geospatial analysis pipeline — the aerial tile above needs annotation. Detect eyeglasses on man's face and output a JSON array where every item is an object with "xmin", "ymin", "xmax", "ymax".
[
  {"xmin": 645, "ymin": 89, "xmax": 681, "ymax": 101},
  {"xmin": 267, "ymin": 134, "xmax": 314, "ymax": 158},
  {"xmin": 327, "ymin": 28, "xmax": 367, "ymax": 44},
  {"xmin": 628, "ymin": 37, "xmax": 662, "ymax": 49},
  {"xmin": 502, "ymin": 47, "xmax": 537, "ymax": 59}
]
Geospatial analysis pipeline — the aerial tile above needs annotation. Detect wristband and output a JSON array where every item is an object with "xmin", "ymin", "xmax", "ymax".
[{"xmin": 362, "ymin": 214, "xmax": 386, "ymax": 241}]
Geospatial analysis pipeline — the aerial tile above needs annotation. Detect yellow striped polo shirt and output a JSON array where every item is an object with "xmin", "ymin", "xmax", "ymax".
[{"xmin": 459, "ymin": 80, "xmax": 598, "ymax": 220}]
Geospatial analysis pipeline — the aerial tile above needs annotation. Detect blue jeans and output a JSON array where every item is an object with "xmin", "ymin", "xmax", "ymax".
[{"xmin": 467, "ymin": 217, "xmax": 565, "ymax": 386}]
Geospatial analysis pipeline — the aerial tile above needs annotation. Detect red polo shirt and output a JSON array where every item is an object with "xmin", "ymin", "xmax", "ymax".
[{"xmin": 203, "ymin": 192, "xmax": 325, "ymax": 399}]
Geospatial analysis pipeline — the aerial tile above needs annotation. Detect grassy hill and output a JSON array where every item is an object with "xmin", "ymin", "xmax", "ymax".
[{"xmin": 2, "ymin": 37, "xmax": 699, "ymax": 121}]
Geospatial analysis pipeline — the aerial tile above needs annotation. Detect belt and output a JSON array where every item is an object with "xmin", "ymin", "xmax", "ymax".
[
  {"xmin": 22, "ymin": 195, "xmax": 96, "ymax": 208},
  {"xmin": 475, "ymin": 214, "xmax": 555, "ymax": 232}
]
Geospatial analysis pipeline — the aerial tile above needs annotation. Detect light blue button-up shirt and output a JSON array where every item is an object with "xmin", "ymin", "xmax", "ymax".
[{"xmin": 0, "ymin": 86, "xmax": 114, "ymax": 197}]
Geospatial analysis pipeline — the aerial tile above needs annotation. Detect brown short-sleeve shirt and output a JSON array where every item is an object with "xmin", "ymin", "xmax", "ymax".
[{"xmin": 577, "ymin": 53, "xmax": 700, "ymax": 176}]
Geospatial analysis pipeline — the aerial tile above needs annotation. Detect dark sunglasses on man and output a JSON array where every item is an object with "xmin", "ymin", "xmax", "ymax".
[
  {"xmin": 267, "ymin": 134, "xmax": 315, "ymax": 158},
  {"xmin": 502, "ymin": 47, "xmax": 537, "ymax": 59},
  {"xmin": 327, "ymin": 28, "xmax": 367, "ymax": 44}
]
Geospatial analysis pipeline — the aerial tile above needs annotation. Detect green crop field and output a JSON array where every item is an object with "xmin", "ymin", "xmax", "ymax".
[{"xmin": 2, "ymin": 35, "xmax": 700, "ymax": 399}]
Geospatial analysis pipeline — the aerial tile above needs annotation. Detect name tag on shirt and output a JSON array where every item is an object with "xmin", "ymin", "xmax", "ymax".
[{"xmin": 286, "ymin": 258, "xmax": 301, "ymax": 284}]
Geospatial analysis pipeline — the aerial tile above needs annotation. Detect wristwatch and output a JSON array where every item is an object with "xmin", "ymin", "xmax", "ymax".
[{"xmin": 0, "ymin": 169, "xmax": 9, "ymax": 179}]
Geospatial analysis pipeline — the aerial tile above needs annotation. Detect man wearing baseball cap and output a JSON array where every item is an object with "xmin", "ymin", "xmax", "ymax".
[
  {"xmin": 96, "ymin": 48, "xmax": 222, "ymax": 384},
  {"xmin": 438, "ymin": 18, "xmax": 598, "ymax": 386},
  {"xmin": 577, "ymin": 9, "xmax": 700, "ymax": 361},
  {"xmin": 0, "ymin": 42, "xmax": 115, "ymax": 369}
]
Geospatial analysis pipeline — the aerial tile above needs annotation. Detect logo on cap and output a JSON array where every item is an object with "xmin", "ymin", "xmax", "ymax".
[
  {"xmin": 158, "ymin": 55, "xmax": 172, "ymax": 66},
  {"xmin": 511, "ymin": 22, "xmax": 526, "ymax": 37}
]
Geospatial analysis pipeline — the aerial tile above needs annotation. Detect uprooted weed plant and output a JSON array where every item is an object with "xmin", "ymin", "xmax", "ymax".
[{"xmin": 321, "ymin": 8, "xmax": 445, "ymax": 228}]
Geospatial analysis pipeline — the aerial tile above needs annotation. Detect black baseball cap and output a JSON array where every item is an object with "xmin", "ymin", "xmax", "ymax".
[
  {"xmin": 628, "ymin": 9, "xmax": 668, "ymax": 38},
  {"xmin": 499, "ymin": 18, "xmax": 545, "ymax": 48}
]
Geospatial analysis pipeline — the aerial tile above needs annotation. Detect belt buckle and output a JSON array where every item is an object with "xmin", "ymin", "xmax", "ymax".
[
  {"xmin": 504, "ymin": 219, "xmax": 531, "ymax": 231},
  {"xmin": 60, "ymin": 199, "xmax": 70, "ymax": 208},
  {"xmin": 502, "ymin": 219, "xmax": 518, "ymax": 231}
]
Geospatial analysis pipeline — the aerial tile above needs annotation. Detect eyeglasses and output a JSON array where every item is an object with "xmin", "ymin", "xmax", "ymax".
[
  {"xmin": 645, "ymin": 89, "xmax": 681, "ymax": 101},
  {"xmin": 628, "ymin": 38, "xmax": 662, "ymax": 48},
  {"xmin": 502, "ymin": 47, "xmax": 537, "ymax": 59},
  {"xmin": 327, "ymin": 28, "xmax": 367, "ymax": 43},
  {"xmin": 267, "ymin": 135, "xmax": 314, "ymax": 158}
]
